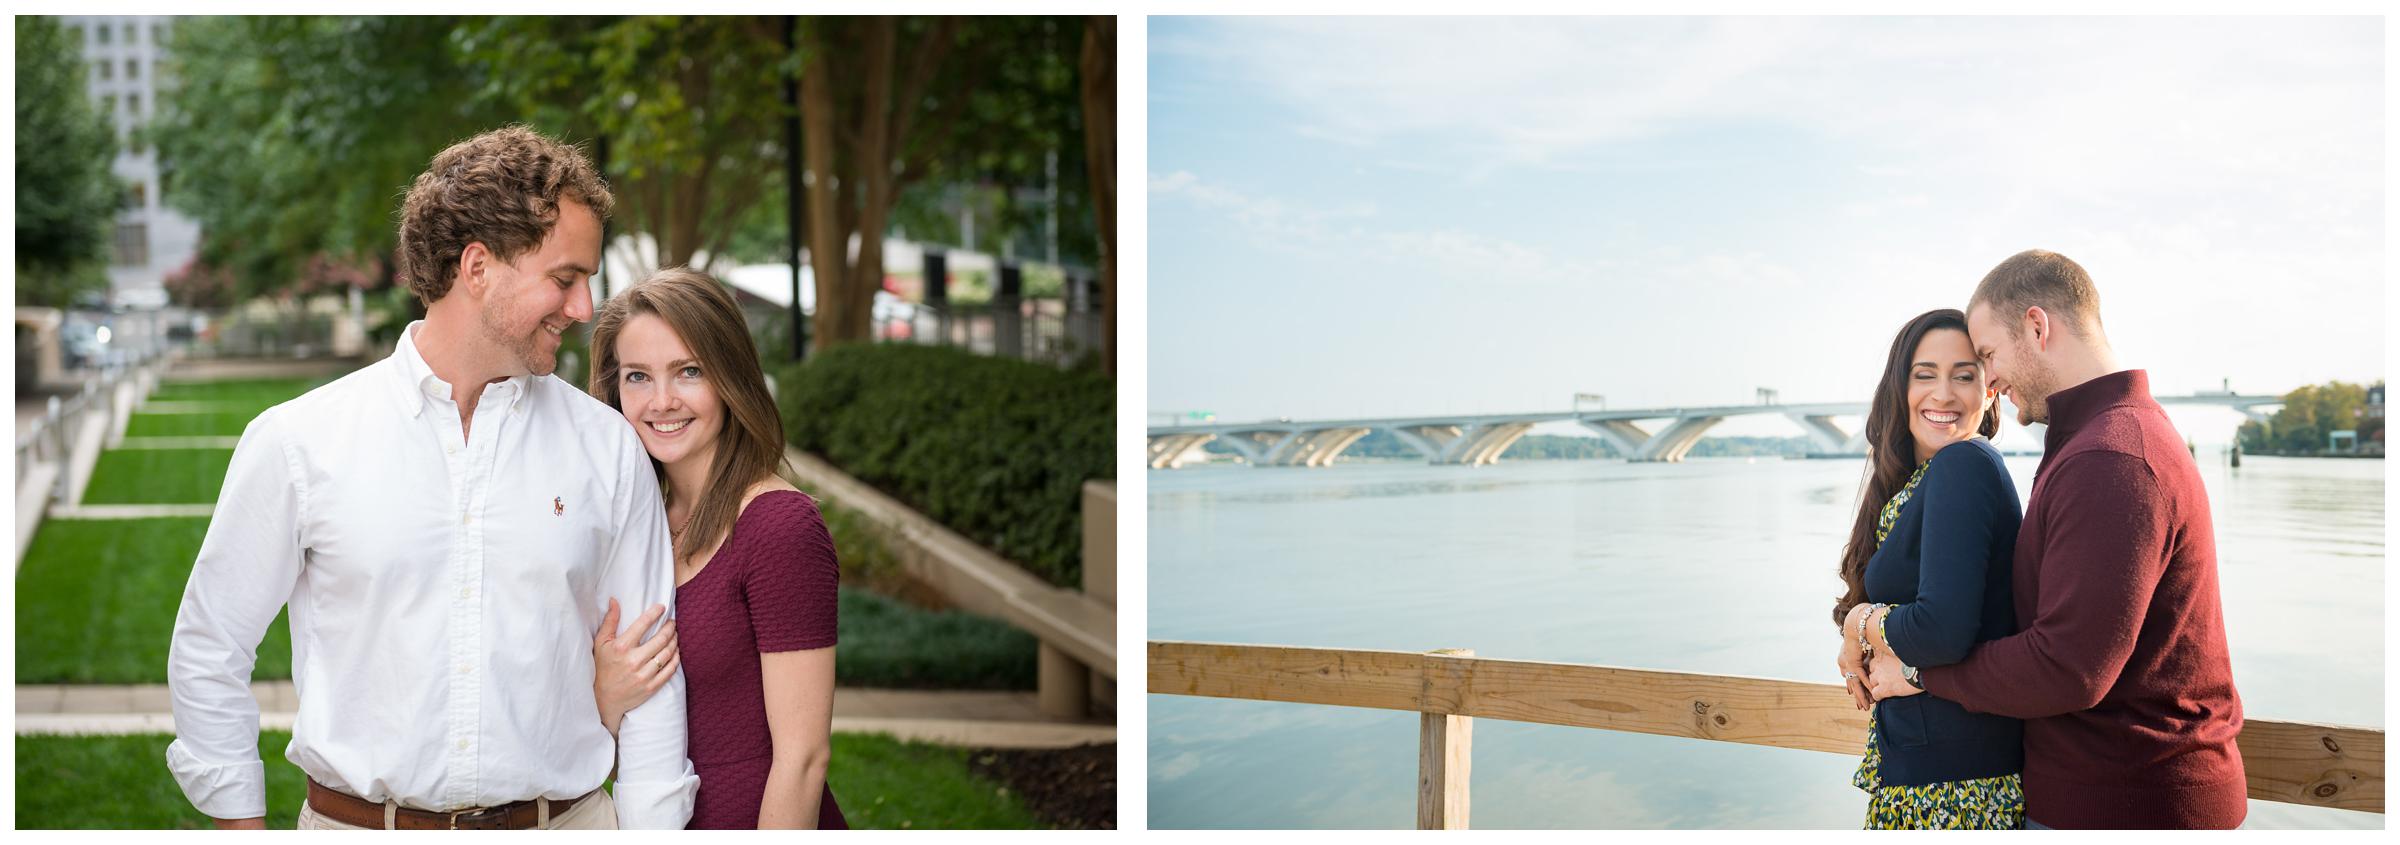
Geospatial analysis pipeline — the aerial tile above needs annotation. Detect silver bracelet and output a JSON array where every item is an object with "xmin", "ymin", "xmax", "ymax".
[{"xmin": 1856, "ymin": 605, "xmax": 1876, "ymax": 661}]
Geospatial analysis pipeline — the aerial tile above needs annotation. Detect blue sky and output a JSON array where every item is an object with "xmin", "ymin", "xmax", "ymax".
[{"xmin": 1147, "ymin": 16, "xmax": 2383, "ymax": 442}]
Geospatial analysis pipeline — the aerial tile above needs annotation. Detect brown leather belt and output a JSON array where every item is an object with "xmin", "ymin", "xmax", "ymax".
[{"xmin": 305, "ymin": 778, "xmax": 593, "ymax": 830}]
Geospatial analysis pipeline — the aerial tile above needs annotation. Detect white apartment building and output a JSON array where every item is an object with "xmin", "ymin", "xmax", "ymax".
[{"xmin": 58, "ymin": 15, "xmax": 200, "ymax": 309}]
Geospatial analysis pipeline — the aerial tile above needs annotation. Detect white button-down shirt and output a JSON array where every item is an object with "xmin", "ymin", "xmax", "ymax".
[{"xmin": 168, "ymin": 323, "xmax": 698, "ymax": 827}]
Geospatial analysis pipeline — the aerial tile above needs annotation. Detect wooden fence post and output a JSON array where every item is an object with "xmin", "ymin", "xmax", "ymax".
[{"xmin": 1418, "ymin": 648, "xmax": 1473, "ymax": 830}]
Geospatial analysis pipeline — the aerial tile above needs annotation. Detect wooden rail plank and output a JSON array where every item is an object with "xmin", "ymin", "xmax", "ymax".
[
  {"xmin": 1148, "ymin": 641, "xmax": 1422, "ymax": 711},
  {"xmin": 2236, "ymin": 718, "xmax": 2382, "ymax": 813},
  {"xmin": 1418, "ymin": 649, "xmax": 1473, "ymax": 830},
  {"xmin": 1148, "ymin": 640, "xmax": 2383, "ymax": 814}
]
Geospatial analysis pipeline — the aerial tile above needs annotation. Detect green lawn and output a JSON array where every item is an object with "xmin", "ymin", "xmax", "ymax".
[
  {"xmin": 81, "ymin": 449, "xmax": 234, "ymax": 505},
  {"xmin": 148, "ymin": 378, "xmax": 326, "ymax": 404},
  {"xmin": 122, "ymin": 411, "xmax": 267, "ymax": 439},
  {"xmin": 15, "ymin": 731, "xmax": 1040, "ymax": 829},
  {"xmin": 16, "ymin": 517, "xmax": 292, "ymax": 684},
  {"xmin": 15, "ymin": 516, "xmax": 1019, "ymax": 690}
]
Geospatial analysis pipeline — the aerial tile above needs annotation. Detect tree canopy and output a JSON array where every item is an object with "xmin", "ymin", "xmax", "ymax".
[
  {"xmin": 16, "ymin": 16, "xmax": 121, "ymax": 307},
  {"xmin": 147, "ymin": 14, "xmax": 1105, "ymax": 359},
  {"xmin": 2238, "ymin": 380, "xmax": 2384, "ymax": 454}
]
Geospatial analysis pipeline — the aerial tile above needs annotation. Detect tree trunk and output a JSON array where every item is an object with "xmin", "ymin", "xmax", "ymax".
[
  {"xmin": 799, "ymin": 22, "xmax": 859, "ymax": 350},
  {"xmin": 1080, "ymin": 15, "xmax": 1117, "ymax": 377}
]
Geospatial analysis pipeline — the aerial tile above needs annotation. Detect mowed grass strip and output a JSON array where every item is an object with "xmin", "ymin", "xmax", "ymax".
[
  {"xmin": 16, "ymin": 517, "xmax": 292, "ymax": 684},
  {"xmin": 13, "ymin": 515, "xmax": 1015, "ymax": 691},
  {"xmin": 123, "ymin": 411, "xmax": 268, "ymax": 439},
  {"xmin": 81, "ymin": 449, "xmax": 235, "ymax": 505},
  {"xmin": 821, "ymin": 732, "xmax": 1047, "ymax": 829},
  {"xmin": 16, "ymin": 731, "xmax": 1041, "ymax": 829},
  {"xmin": 16, "ymin": 731, "xmax": 309, "ymax": 829},
  {"xmin": 148, "ymin": 377, "xmax": 327, "ymax": 404}
]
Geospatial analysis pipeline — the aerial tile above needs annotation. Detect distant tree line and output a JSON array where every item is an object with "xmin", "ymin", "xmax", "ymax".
[{"xmin": 2237, "ymin": 379, "xmax": 2384, "ymax": 455}]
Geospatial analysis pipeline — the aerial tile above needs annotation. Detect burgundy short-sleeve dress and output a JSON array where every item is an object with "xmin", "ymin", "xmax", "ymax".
[{"xmin": 679, "ymin": 489, "xmax": 847, "ymax": 829}]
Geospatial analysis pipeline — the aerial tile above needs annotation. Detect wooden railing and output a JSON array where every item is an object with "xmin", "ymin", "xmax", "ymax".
[{"xmin": 1149, "ymin": 640, "xmax": 2384, "ymax": 828}]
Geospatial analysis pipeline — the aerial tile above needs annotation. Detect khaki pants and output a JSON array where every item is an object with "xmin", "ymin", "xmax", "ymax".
[{"xmin": 297, "ymin": 788, "xmax": 617, "ymax": 830}]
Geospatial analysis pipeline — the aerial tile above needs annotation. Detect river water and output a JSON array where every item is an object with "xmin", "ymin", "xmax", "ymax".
[{"xmin": 1147, "ymin": 453, "xmax": 2384, "ymax": 828}]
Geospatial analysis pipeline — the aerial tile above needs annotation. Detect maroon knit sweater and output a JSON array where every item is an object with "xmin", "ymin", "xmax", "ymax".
[{"xmin": 1920, "ymin": 370, "xmax": 2246, "ymax": 829}]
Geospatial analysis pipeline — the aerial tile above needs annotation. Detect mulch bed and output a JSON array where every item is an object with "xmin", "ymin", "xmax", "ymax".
[{"xmin": 969, "ymin": 743, "xmax": 1115, "ymax": 829}]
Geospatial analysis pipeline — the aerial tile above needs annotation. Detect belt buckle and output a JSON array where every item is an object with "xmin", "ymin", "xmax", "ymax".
[{"xmin": 448, "ymin": 804, "xmax": 515, "ymax": 830}]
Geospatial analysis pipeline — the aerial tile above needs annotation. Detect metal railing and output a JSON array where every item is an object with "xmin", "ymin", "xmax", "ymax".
[{"xmin": 15, "ymin": 347, "xmax": 167, "ymax": 500}]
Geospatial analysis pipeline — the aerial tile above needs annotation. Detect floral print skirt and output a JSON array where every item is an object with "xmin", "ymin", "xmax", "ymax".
[{"xmin": 1852, "ymin": 715, "xmax": 2026, "ymax": 829}]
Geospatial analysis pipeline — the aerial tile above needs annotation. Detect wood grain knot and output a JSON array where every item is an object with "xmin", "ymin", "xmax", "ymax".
[
  {"xmin": 2320, "ymin": 736, "xmax": 2341, "ymax": 754},
  {"xmin": 2313, "ymin": 782, "xmax": 2340, "ymax": 799},
  {"xmin": 1713, "ymin": 714, "xmax": 1730, "ymax": 727},
  {"xmin": 1691, "ymin": 701, "xmax": 1711, "ymax": 715}
]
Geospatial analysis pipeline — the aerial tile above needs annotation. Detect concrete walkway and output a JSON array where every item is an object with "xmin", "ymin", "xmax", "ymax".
[
  {"xmin": 111, "ymin": 436, "xmax": 244, "ymax": 450},
  {"xmin": 159, "ymin": 357, "xmax": 360, "ymax": 383},
  {"xmin": 46, "ymin": 504, "xmax": 215, "ymax": 519},
  {"xmin": 16, "ymin": 683, "xmax": 1114, "ymax": 749}
]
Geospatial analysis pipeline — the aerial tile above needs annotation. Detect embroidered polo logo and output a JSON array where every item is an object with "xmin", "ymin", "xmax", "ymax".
[{"xmin": 554, "ymin": 497, "xmax": 565, "ymax": 516}]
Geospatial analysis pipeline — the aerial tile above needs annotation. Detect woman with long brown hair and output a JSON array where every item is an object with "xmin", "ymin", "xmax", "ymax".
[
  {"xmin": 1830, "ymin": 308, "xmax": 2025, "ymax": 829},
  {"xmin": 583, "ymin": 267, "xmax": 844, "ymax": 829}
]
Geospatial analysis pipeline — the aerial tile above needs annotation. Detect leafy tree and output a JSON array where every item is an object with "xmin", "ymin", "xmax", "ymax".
[
  {"xmin": 798, "ymin": 15, "xmax": 1091, "ymax": 350},
  {"xmin": 454, "ymin": 16, "xmax": 791, "ymax": 279},
  {"xmin": 151, "ymin": 16, "xmax": 494, "ymax": 301},
  {"xmin": 2238, "ymin": 380, "xmax": 2378, "ymax": 454},
  {"xmin": 16, "ymin": 16, "xmax": 120, "ymax": 307},
  {"xmin": 1080, "ymin": 15, "xmax": 1115, "ymax": 375},
  {"xmin": 147, "ymin": 13, "xmax": 1103, "ymax": 371}
]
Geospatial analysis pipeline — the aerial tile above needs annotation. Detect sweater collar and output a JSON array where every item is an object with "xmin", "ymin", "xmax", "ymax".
[{"xmin": 2041, "ymin": 369, "xmax": 2150, "ymax": 452}]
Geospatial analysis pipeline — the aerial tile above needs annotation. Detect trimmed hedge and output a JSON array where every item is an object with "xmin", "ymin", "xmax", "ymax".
[{"xmin": 778, "ymin": 344, "xmax": 1112, "ymax": 588}]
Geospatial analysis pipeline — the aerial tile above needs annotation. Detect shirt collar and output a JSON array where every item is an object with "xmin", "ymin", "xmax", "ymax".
[
  {"xmin": 394, "ymin": 321, "xmax": 534, "ymax": 418},
  {"xmin": 2041, "ymin": 369, "xmax": 2150, "ymax": 452}
]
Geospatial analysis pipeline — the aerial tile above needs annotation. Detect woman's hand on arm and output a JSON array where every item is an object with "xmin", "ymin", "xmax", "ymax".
[
  {"xmin": 757, "ymin": 646, "xmax": 836, "ymax": 829},
  {"xmin": 1837, "ymin": 603, "xmax": 1873, "ymax": 710},
  {"xmin": 592, "ymin": 598, "xmax": 678, "ymax": 738}
]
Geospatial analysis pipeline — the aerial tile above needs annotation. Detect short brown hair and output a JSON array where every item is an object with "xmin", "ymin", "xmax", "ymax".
[
  {"xmin": 588, "ymin": 267, "xmax": 790, "ymax": 563},
  {"xmin": 397, "ymin": 126, "xmax": 614, "ymax": 305},
  {"xmin": 1968, "ymin": 249, "xmax": 2103, "ymax": 340}
]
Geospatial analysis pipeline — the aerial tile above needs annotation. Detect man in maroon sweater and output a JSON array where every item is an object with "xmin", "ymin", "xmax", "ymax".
[{"xmin": 1864, "ymin": 250, "xmax": 2246, "ymax": 829}]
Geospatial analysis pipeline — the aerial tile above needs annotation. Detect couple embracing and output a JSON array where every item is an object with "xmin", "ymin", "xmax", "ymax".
[
  {"xmin": 1832, "ymin": 250, "xmax": 2247, "ymax": 830},
  {"xmin": 166, "ymin": 127, "xmax": 843, "ymax": 829}
]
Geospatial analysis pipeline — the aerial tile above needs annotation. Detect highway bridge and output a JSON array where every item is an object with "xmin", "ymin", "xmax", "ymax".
[{"xmin": 1147, "ymin": 392, "xmax": 2285, "ymax": 468}]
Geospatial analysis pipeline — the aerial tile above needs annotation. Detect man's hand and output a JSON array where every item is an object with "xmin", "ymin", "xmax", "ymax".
[
  {"xmin": 212, "ymin": 817, "xmax": 268, "ymax": 830},
  {"xmin": 1864, "ymin": 646, "xmax": 1923, "ymax": 701}
]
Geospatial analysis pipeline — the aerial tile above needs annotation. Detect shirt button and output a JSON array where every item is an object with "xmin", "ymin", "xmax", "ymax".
[
  {"xmin": 461, "ymin": 513, "xmax": 472, "ymax": 525},
  {"xmin": 457, "ymin": 739, "xmax": 469, "ymax": 750},
  {"xmin": 445, "ymin": 445, "xmax": 456, "ymax": 455},
  {"xmin": 458, "ymin": 663, "xmax": 472, "ymax": 675},
  {"xmin": 460, "ymin": 587, "xmax": 472, "ymax": 600}
]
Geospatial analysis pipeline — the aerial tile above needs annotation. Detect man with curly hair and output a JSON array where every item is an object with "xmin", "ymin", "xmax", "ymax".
[{"xmin": 167, "ymin": 126, "xmax": 699, "ymax": 829}]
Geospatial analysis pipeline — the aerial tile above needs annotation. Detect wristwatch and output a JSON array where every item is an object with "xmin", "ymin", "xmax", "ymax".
[{"xmin": 1902, "ymin": 662, "xmax": 1924, "ymax": 690}]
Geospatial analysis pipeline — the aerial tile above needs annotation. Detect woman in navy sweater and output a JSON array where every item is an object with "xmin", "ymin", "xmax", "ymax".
[{"xmin": 1830, "ymin": 309, "xmax": 2025, "ymax": 828}]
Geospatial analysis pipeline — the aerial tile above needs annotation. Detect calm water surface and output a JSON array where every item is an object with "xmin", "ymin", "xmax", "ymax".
[{"xmin": 1148, "ymin": 454, "xmax": 2383, "ymax": 828}]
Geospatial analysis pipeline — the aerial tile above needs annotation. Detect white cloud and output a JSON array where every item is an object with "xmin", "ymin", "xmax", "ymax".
[
  {"xmin": 1153, "ymin": 169, "xmax": 1574, "ymax": 283},
  {"xmin": 1167, "ymin": 16, "xmax": 2380, "ymax": 208}
]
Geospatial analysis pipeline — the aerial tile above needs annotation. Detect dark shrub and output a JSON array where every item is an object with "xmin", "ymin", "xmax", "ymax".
[{"xmin": 780, "ymin": 344, "xmax": 1112, "ymax": 587}]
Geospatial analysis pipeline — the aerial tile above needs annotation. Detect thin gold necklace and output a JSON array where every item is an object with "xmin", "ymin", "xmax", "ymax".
[{"xmin": 669, "ymin": 500, "xmax": 696, "ymax": 540}]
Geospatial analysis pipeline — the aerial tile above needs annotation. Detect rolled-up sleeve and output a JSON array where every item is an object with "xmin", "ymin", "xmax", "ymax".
[
  {"xmin": 166, "ymin": 409, "xmax": 305, "ymax": 820},
  {"xmin": 598, "ymin": 431, "xmax": 699, "ymax": 829}
]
